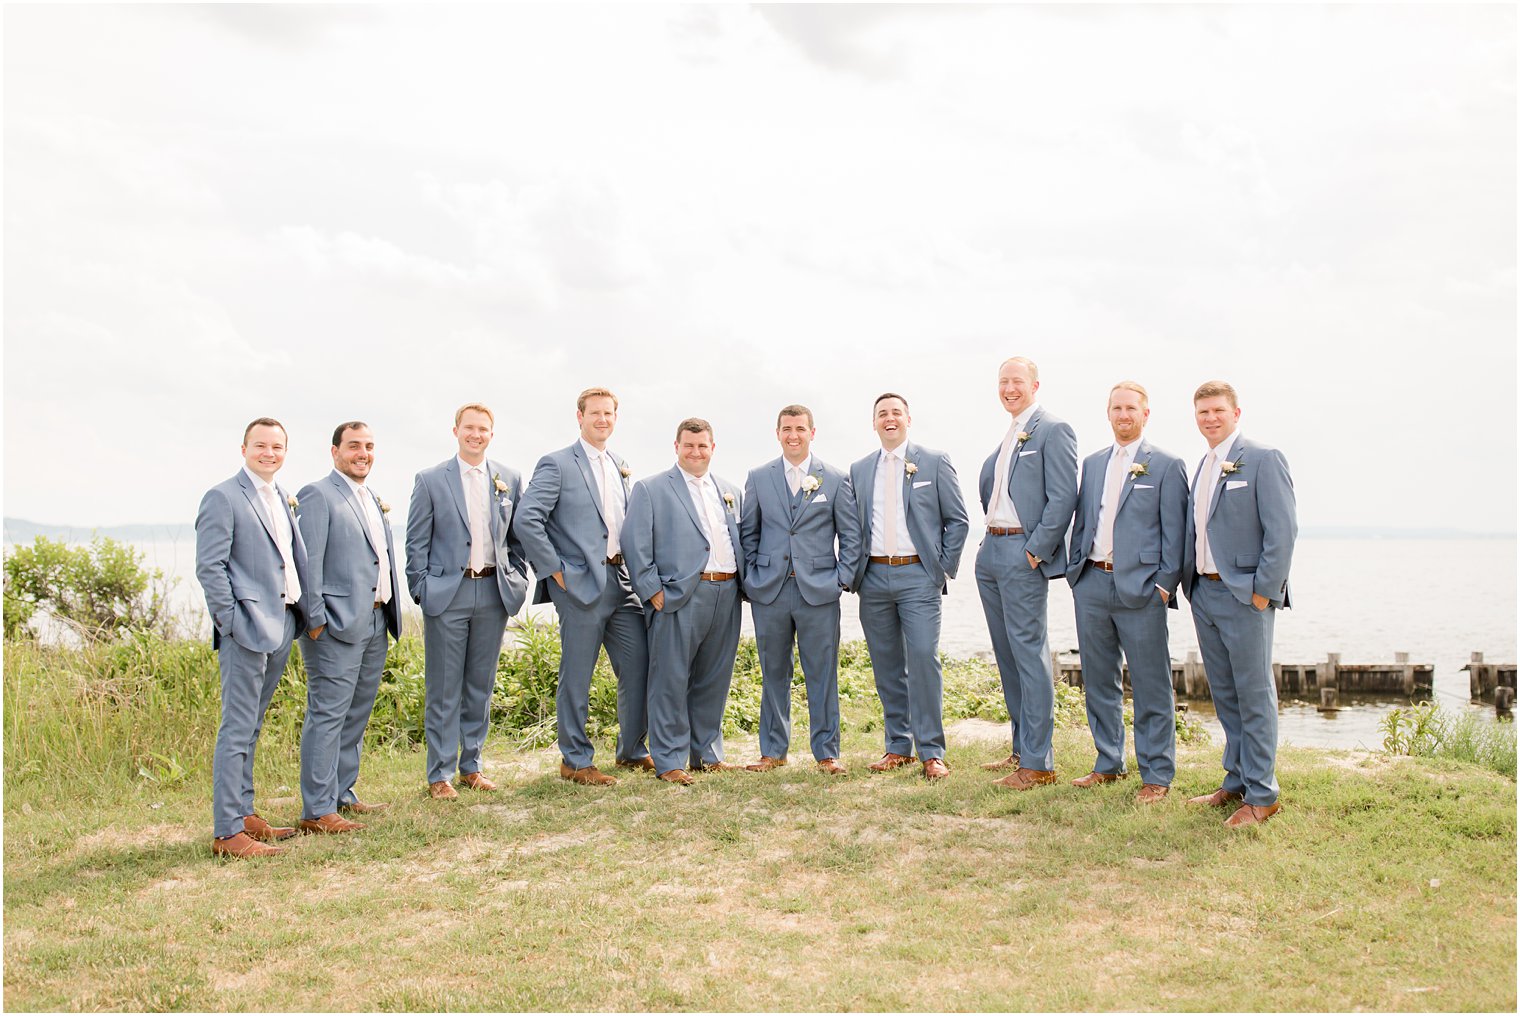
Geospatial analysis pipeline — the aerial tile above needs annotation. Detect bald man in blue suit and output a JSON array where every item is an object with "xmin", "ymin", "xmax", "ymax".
[{"xmin": 1182, "ymin": 380, "xmax": 1297, "ymax": 829}]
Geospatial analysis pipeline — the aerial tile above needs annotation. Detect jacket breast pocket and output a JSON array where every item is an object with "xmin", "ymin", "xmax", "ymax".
[
  {"xmin": 1138, "ymin": 551, "xmax": 1160, "ymax": 565},
  {"xmin": 813, "ymin": 555, "xmax": 836, "ymax": 570}
]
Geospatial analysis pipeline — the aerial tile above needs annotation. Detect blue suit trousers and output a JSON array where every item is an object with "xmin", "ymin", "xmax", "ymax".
[
  {"xmin": 1191, "ymin": 576, "xmax": 1279, "ymax": 805},
  {"xmin": 423, "ymin": 576, "xmax": 508, "ymax": 784},
  {"xmin": 753, "ymin": 577, "xmax": 843, "ymax": 762},
  {"xmin": 858, "ymin": 561, "xmax": 945, "ymax": 761},
  {"xmin": 548, "ymin": 563, "xmax": 650, "ymax": 769},
  {"xmin": 298, "ymin": 606, "xmax": 389, "ymax": 819},
  {"xmin": 975, "ymin": 533, "xmax": 1055, "ymax": 771},
  {"xmin": 646, "ymin": 578, "xmax": 741, "ymax": 774},
  {"xmin": 212, "ymin": 608, "xmax": 296, "ymax": 838}
]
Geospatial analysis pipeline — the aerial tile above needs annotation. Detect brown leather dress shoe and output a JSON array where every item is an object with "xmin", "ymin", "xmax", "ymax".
[
  {"xmin": 1071, "ymin": 771, "xmax": 1127, "ymax": 788},
  {"xmin": 658, "ymin": 768, "xmax": 694, "ymax": 786},
  {"xmin": 212, "ymin": 832, "xmax": 284, "ymax": 858},
  {"xmin": 993, "ymin": 767, "xmax": 1058, "ymax": 791},
  {"xmin": 615, "ymin": 757, "xmax": 657, "ymax": 772},
  {"xmin": 242, "ymin": 814, "xmax": 297, "ymax": 842},
  {"xmin": 693, "ymin": 761, "xmax": 741, "ymax": 772},
  {"xmin": 429, "ymin": 780, "xmax": 459, "ymax": 800},
  {"xmin": 299, "ymin": 813, "xmax": 365, "ymax": 834},
  {"xmin": 1224, "ymin": 801, "xmax": 1283, "ymax": 828},
  {"xmin": 338, "ymin": 800, "xmax": 389, "ymax": 815},
  {"xmin": 922, "ymin": 758, "xmax": 950, "ymax": 781},
  {"xmin": 560, "ymin": 762, "xmax": 617, "ymax": 786},
  {"xmin": 979, "ymin": 753, "xmax": 1020, "ymax": 771},
  {"xmin": 816, "ymin": 758, "xmax": 847, "ymax": 776},
  {"xmin": 1187, "ymin": 787, "xmax": 1244, "ymax": 808},
  {"xmin": 1137, "ymin": 784, "xmax": 1170, "ymax": 804},
  {"xmin": 745, "ymin": 756, "xmax": 787, "ymax": 772},
  {"xmin": 867, "ymin": 752, "xmax": 916, "ymax": 772},
  {"xmin": 457, "ymin": 771, "xmax": 497, "ymax": 791}
]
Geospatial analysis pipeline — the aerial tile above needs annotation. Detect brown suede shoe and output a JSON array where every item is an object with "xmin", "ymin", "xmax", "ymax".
[
  {"xmin": 693, "ymin": 761, "xmax": 741, "ymax": 772},
  {"xmin": 745, "ymin": 756, "xmax": 787, "ymax": 772},
  {"xmin": 560, "ymin": 762, "xmax": 617, "ymax": 786},
  {"xmin": 1224, "ymin": 802, "xmax": 1283, "ymax": 828},
  {"xmin": 1137, "ymin": 784, "xmax": 1170, "ymax": 804},
  {"xmin": 1071, "ymin": 771, "xmax": 1128, "ymax": 788},
  {"xmin": 993, "ymin": 767, "xmax": 1058, "ymax": 791},
  {"xmin": 1187, "ymin": 788, "xmax": 1244, "ymax": 808},
  {"xmin": 457, "ymin": 771, "xmax": 497, "ymax": 792},
  {"xmin": 338, "ymin": 800, "xmax": 389, "ymax": 815},
  {"xmin": 429, "ymin": 781, "xmax": 459, "ymax": 800},
  {"xmin": 614, "ymin": 757, "xmax": 656, "ymax": 772},
  {"xmin": 212, "ymin": 832, "xmax": 284, "ymax": 858},
  {"xmin": 658, "ymin": 768, "xmax": 694, "ymax": 786},
  {"xmin": 299, "ymin": 813, "xmax": 365, "ymax": 834},
  {"xmin": 867, "ymin": 752, "xmax": 916, "ymax": 772},
  {"xmin": 979, "ymin": 752, "xmax": 1021, "ymax": 772},
  {"xmin": 816, "ymin": 758, "xmax": 847, "ymax": 776},
  {"xmin": 922, "ymin": 758, "xmax": 950, "ymax": 781},
  {"xmin": 242, "ymin": 814, "xmax": 297, "ymax": 842}
]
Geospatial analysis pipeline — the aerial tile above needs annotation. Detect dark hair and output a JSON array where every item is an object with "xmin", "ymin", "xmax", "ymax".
[
  {"xmin": 776, "ymin": 404, "xmax": 814, "ymax": 429},
  {"xmin": 675, "ymin": 417, "xmax": 714, "ymax": 441},
  {"xmin": 872, "ymin": 392, "xmax": 909, "ymax": 413},
  {"xmin": 243, "ymin": 417, "xmax": 287, "ymax": 444},
  {"xmin": 331, "ymin": 421, "xmax": 369, "ymax": 447}
]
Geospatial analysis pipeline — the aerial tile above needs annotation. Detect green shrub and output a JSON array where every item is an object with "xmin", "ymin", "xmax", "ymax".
[
  {"xmin": 4, "ymin": 536, "xmax": 178, "ymax": 641},
  {"xmin": 1383, "ymin": 702, "xmax": 1517, "ymax": 778}
]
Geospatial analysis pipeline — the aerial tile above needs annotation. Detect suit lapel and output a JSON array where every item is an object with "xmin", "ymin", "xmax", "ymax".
[
  {"xmin": 1115, "ymin": 442, "xmax": 1149, "ymax": 518},
  {"xmin": 1007, "ymin": 407, "xmax": 1042, "ymax": 487},
  {"xmin": 858, "ymin": 454, "xmax": 879, "ymax": 529},
  {"xmin": 1207, "ymin": 436, "xmax": 1240, "ymax": 523},
  {"xmin": 486, "ymin": 459, "xmax": 502, "ymax": 541},
  {"xmin": 900, "ymin": 442, "xmax": 918, "ymax": 520},
  {"xmin": 237, "ymin": 472, "xmax": 280, "ymax": 548},
  {"xmin": 331, "ymin": 471, "xmax": 379, "ymax": 555},
  {"xmin": 443, "ymin": 458, "xmax": 471, "ymax": 530},
  {"xmin": 572, "ymin": 443, "xmax": 607, "ymax": 524},
  {"xmin": 667, "ymin": 468, "xmax": 704, "ymax": 537},
  {"xmin": 769, "ymin": 459, "xmax": 793, "ymax": 523},
  {"xmin": 721, "ymin": 482, "xmax": 742, "ymax": 553}
]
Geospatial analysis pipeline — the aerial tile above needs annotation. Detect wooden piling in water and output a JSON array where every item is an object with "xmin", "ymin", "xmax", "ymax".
[
  {"xmin": 1464, "ymin": 651, "xmax": 1518, "ymax": 702},
  {"xmin": 1058, "ymin": 648, "xmax": 1447, "ymax": 701}
]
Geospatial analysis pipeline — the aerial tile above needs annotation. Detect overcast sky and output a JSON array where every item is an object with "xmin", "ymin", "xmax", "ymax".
[{"xmin": 4, "ymin": 4, "xmax": 1515, "ymax": 532}]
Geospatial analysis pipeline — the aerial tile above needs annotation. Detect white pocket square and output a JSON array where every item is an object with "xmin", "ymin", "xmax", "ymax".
[
  {"xmin": 913, "ymin": 481, "xmax": 932, "ymax": 488},
  {"xmin": 1225, "ymin": 480, "xmax": 1248, "ymax": 491},
  {"xmin": 1018, "ymin": 450, "xmax": 1038, "ymax": 457},
  {"xmin": 1133, "ymin": 483, "xmax": 1154, "ymax": 489},
  {"xmin": 811, "ymin": 493, "xmax": 828, "ymax": 504}
]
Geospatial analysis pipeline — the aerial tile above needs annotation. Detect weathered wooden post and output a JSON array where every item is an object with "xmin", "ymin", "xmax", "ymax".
[
  {"xmin": 1319, "ymin": 687, "xmax": 1339, "ymax": 712},
  {"xmin": 1319, "ymin": 652, "xmax": 1341, "ymax": 696},
  {"xmin": 1183, "ymin": 650, "xmax": 1202, "ymax": 698},
  {"xmin": 1470, "ymin": 651, "xmax": 1487, "ymax": 699},
  {"xmin": 1496, "ymin": 686, "xmax": 1515, "ymax": 715},
  {"xmin": 1397, "ymin": 651, "xmax": 1415, "ymax": 696}
]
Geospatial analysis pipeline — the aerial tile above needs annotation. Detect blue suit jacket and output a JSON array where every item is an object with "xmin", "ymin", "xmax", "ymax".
[
  {"xmin": 978, "ymin": 407, "xmax": 1079, "ymax": 579},
  {"xmin": 1182, "ymin": 435, "xmax": 1297, "ymax": 608},
  {"xmin": 295, "ymin": 470, "xmax": 402, "ymax": 643},
  {"xmin": 1065, "ymin": 440, "xmax": 1188, "ymax": 609},
  {"xmin": 195, "ymin": 470, "xmax": 313, "ymax": 653},
  {"xmin": 513, "ymin": 442, "xmax": 634, "ymax": 610},
  {"xmin": 739, "ymin": 456, "xmax": 863, "ymax": 607},
  {"xmin": 404, "ymin": 457, "xmax": 530, "ymax": 618},
  {"xmin": 622, "ymin": 466, "xmax": 746, "ymax": 614},
  {"xmin": 848, "ymin": 442, "xmax": 970, "ymax": 592}
]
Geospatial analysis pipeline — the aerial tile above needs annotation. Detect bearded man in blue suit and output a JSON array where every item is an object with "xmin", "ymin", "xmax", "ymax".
[
  {"xmin": 849, "ymin": 393, "xmax": 969, "ymax": 781},
  {"xmin": 976, "ymin": 357, "xmax": 1079, "ymax": 791},
  {"xmin": 195, "ymin": 418, "xmax": 313, "ymax": 858},
  {"xmin": 405, "ymin": 403, "xmax": 530, "ymax": 800},
  {"xmin": 740, "ymin": 405, "xmax": 863, "ymax": 776},
  {"xmin": 513, "ymin": 386, "xmax": 650, "ymax": 787},
  {"xmin": 1182, "ymin": 380, "xmax": 1297, "ymax": 828},
  {"xmin": 1066, "ymin": 383, "xmax": 1188, "ymax": 802},
  {"xmin": 622, "ymin": 418, "xmax": 747, "ymax": 785}
]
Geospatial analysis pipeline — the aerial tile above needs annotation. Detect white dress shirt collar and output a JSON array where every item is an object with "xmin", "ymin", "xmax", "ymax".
[
  {"xmin": 243, "ymin": 466, "xmax": 278, "ymax": 493},
  {"xmin": 784, "ymin": 454, "xmax": 813, "ymax": 476},
  {"xmin": 1008, "ymin": 401, "xmax": 1041, "ymax": 438},
  {"xmin": 457, "ymin": 454, "xmax": 488, "ymax": 477}
]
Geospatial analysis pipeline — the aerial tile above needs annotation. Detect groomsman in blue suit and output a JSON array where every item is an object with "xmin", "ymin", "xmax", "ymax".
[
  {"xmin": 849, "ymin": 394, "xmax": 969, "ymax": 781},
  {"xmin": 405, "ymin": 403, "xmax": 530, "ymax": 800},
  {"xmin": 1065, "ymin": 383, "xmax": 1188, "ymax": 802},
  {"xmin": 294, "ymin": 422, "xmax": 401, "ymax": 834},
  {"xmin": 976, "ymin": 357, "xmax": 1078, "ymax": 791},
  {"xmin": 740, "ymin": 405, "xmax": 863, "ymax": 776},
  {"xmin": 1182, "ymin": 380, "xmax": 1297, "ymax": 828},
  {"xmin": 622, "ymin": 418, "xmax": 746, "ymax": 785},
  {"xmin": 195, "ymin": 418, "xmax": 312, "ymax": 858},
  {"xmin": 513, "ymin": 386, "xmax": 651, "ymax": 787}
]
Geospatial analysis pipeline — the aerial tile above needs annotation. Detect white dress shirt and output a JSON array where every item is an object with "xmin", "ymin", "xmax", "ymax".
[
  {"xmin": 457, "ymin": 455, "xmax": 498, "ymax": 569},
  {"xmin": 680, "ymin": 467, "xmax": 738, "ymax": 572},
  {"xmin": 581, "ymin": 439, "xmax": 627, "ymax": 558},
  {"xmin": 245, "ymin": 466, "xmax": 302, "ymax": 605},
  {"xmin": 784, "ymin": 454, "xmax": 813, "ymax": 496},
  {"xmin": 986, "ymin": 403, "xmax": 1040, "ymax": 528},
  {"xmin": 1091, "ymin": 438, "xmax": 1140, "ymax": 564},
  {"xmin": 1194, "ymin": 432, "xmax": 1242, "ymax": 576},
  {"xmin": 870, "ymin": 447, "xmax": 917, "ymax": 557},
  {"xmin": 340, "ymin": 472, "xmax": 393, "ymax": 604}
]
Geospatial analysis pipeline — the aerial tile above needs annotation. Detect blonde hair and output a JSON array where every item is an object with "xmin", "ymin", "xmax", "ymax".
[
  {"xmin": 999, "ymin": 356, "xmax": 1039, "ymax": 383},
  {"xmin": 454, "ymin": 402, "xmax": 494, "ymax": 426},
  {"xmin": 1192, "ymin": 380, "xmax": 1238, "ymax": 409},
  {"xmin": 577, "ymin": 387, "xmax": 618, "ymax": 413},
  {"xmin": 1108, "ymin": 381, "xmax": 1149, "ymax": 410}
]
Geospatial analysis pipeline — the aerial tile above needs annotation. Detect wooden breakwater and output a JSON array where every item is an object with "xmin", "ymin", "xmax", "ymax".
[
  {"xmin": 1054, "ymin": 650, "xmax": 1437, "ymax": 703},
  {"xmin": 1464, "ymin": 652, "xmax": 1517, "ymax": 700}
]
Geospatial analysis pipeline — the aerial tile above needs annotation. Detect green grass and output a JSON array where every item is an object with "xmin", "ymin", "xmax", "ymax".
[{"xmin": 3, "ymin": 633, "xmax": 1513, "ymax": 1011}]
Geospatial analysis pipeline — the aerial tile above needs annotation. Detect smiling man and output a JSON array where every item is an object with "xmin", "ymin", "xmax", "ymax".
[
  {"xmin": 195, "ymin": 417, "xmax": 313, "ymax": 858},
  {"xmin": 1182, "ymin": 380, "xmax": 1297, "ymax": 828},
  {"xmin": 513, "ymin": 387, "xmax": 651, "ymax": 787},
  {"xmin": 405, "ymin": 403, "xmax": 529, "ymax": 800},
  {"xmin": 849, "ymin": 393, "xmax": 969, "ymax": 781},
  {"xmin": 739, "ymin": 405, "xmax": 862, "ymax": 775},
  {"xmin": 293, "ymin": 422, "xmax": 402, "ymax": 834},
  {"xmin": 621, "ymin": 418, "xmax": 746, "ymax": 785},
  {"xmin": 976, "ymin": 357, "xmax": 1078, "ymax": 791}
]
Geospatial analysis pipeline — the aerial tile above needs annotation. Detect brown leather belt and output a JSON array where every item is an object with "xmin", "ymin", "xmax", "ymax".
[
  {"xmin": 374, "ymin": 600, "xmax": 384, "ymax": 609},
  {"xmin": 1091, "ymin": 560, "xmax": 1114, "ymax": 572},
  {"xmin": 605, "ymin": 555, "xmax": 624, "ymax": 566},
  {"xmin": 868, "ymin": 555, "xmax": 921, "ymax": 566},
  {"xmin": 464, "ymin": 566, "xmax": 496, "ymax": 578},
  {"xmin": 986, "ymin": 526, "xmax": 1024, "ymax": 536},
  {"xmin": 701, "ymin": 571, "xmax": 737, "ymax": 582},
  {"xmin": 1200, "ymin": 572, "xmax": 1223, "ymax": 582}
]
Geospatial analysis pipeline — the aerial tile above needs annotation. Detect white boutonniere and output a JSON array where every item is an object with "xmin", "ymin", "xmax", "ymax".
[
  {"xmin": 1016, "ymin": 431, "xmax": 1031, "ymax": 447},
  {"xmin": 287, "ymin": 495, "xmax": 299, "ymax": 512},
  {"xmin": 493, "ymin": 473, "xmax": 510, "ymax": 497},
  {"xmin": 722, "ymin": 491, "xmax": 736, "ymax": 514},
  {"xmin": 377, "ymin": 497, "xmax": 392, "ymax": 515},
  {"xmin": 1219, "ymin": 458, "xmax": 1242, "ymax": 478},
  {"xmin": 800, "ymin": 473, "xmax": 822, "ymax": 496},
  {"xmin": 1128, "ymin": 462, "xmax": 1149, "ymax": 479},
  {"xmin": 904, "ymin": 461, "xmax": 918, "ymax": 477},
  {"xmin": 619, "ymin": 463, "xmax": 632, "ymax": 479}
]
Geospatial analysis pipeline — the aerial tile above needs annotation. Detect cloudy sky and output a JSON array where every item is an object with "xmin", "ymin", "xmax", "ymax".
[{"xmin": 5, "ymin": 4, "xmax": 1515, "ymax": 532}]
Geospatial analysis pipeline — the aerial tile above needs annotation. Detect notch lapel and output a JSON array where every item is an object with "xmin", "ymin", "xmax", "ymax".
[
  {"xmin": 443, "ymin": 458, "xmax": 471, "ymax": 530},
  {"xmin": 667, "ymin": 469, "xmax": 705, "ymax": 538},
  {"xmin": 330, "ymin": 471, "xmax": 379, "ymax": 555},
  {"xmin": 769, "ymin": 459, "xmax": 793, "ymax": 524},
  {"xmin": 237, "ymin": 472, "xmax": 280, "ymax": 549},
  {"xmin": 1115, "ymin": 442, "xmax": 1149, "ymax": 518},
  {"xmin": 572, "ymin": 443, "xmax": 607, "ymax": 524}
]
